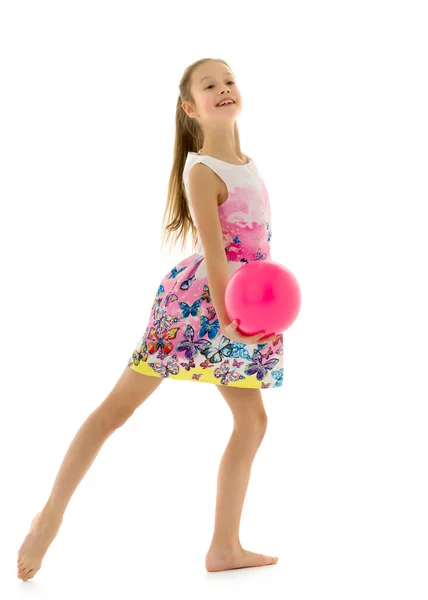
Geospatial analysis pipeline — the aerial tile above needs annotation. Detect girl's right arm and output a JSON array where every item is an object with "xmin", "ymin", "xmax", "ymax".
[
  {"xmin": 188, "ymin": 164, "xmax": 275, "ymax": 344},
  {"xmin": 188, "ymin": 163, "xmax": 232, "ymax": 331}
]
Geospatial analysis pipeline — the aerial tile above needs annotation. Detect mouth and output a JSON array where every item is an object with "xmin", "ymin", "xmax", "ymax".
[{"xmin": 216, "ymin": 99, "xmax": 236, "ymax": 107}]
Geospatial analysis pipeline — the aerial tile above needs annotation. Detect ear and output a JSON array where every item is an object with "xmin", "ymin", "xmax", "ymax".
[
  {"xmin": 182, "ymin": 101, "xmax": 194, "ymax": 117},
  {"xmin": 185, "ymin": 102, "xmax": 200, "ymax": 120}
]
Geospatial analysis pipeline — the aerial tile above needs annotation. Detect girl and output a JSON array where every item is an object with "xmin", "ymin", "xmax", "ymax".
[{"xmin": 17, "ymin": 57, "xmax": 282, "ymax": 581}]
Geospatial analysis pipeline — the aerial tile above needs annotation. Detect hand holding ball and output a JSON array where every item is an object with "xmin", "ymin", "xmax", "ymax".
[{"xmin": 224, "ymin": 260, "xmax": 301, "ymax": 338}]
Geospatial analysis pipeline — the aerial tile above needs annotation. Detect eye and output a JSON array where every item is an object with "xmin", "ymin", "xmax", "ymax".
[{"xmin": 206, "ymin": 81, "xmax": 235, "ymax": 89}]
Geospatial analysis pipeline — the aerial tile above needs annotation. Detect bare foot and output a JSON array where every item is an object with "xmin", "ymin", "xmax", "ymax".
[
  {"xmin": 17, "ymin": 511, "xmax": 63, "ymax": 581},
  {"xmin": 205, "ymin": 546, "xmax": 278, "ymax": 572}
]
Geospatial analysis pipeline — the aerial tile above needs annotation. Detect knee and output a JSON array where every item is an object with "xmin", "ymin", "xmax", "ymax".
[
  {"xmin": 235, "ymin": 411, "xmax": 268, "ymax": 442},
  {"xmin": 256, "ymin": 412, "xmax": 268, "ymax": 440},
  {"xmin": 95, "ymin": 404, "xmax": 134, "ymax": 433}
]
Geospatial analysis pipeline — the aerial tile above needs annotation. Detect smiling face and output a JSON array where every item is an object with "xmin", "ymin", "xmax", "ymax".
[{"xmin": 182, "ymin": 61, "xmax": 242, "ymax": 124}]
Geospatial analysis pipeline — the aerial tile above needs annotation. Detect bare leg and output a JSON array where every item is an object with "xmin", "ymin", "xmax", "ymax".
[
  {"xmin": 17, "ymin": 368, "xmax": 162, "ymax": 581},
  {"xmin": 205, "ymin": 386, "xmax": 278, "ymax": 572}
]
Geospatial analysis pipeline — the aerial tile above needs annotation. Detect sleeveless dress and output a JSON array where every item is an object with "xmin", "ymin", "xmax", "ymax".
[{"xmin": 127, "ymin": 151, "xmax": 284, "ymax": 389}]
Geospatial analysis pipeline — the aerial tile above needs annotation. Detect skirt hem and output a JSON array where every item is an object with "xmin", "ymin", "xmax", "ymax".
[{"xmin": 127, "ymin": 361, "xmax": 281, "ymax": 389}]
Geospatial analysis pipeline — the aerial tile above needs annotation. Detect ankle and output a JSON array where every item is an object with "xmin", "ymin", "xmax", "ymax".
[
  {"xmin": 42, "ymin": 500, "xmax": 64, "ymax": 523},
  {"xmin": 208, "ymin": 539, "xmax": 242, "ymax": 554}
]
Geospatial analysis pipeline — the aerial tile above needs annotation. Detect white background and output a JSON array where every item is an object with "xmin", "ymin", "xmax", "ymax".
[{"xmin": 1, "ymin": 1, "xmax": 427, "ymax": 598}]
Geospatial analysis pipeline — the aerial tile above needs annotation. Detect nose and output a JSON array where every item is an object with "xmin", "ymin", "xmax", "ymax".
[{"xmin": 216, "ymin": 88, "xmax": 234, "ymax": 105}]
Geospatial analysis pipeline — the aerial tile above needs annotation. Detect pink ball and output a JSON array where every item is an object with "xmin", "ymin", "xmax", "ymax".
[{"xmin": 224, "ymin": 260, "xmax": 301, "ymax": 337}]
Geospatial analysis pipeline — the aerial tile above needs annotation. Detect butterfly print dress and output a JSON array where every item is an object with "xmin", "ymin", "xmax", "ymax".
[{"xmin": 127, "ymin": 151, "xmax": 284, "ymax": 389}]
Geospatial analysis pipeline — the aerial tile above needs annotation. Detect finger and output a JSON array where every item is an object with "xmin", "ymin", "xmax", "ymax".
[
  {"xmin": 239, "ymin": 332, "xmax": 258, "ymax": 342},
  {"xmin": 261, "ymin": 335, "xmax": 275, "ymax": 343},
  {"xmin": 248, "ymin": 332, "xmax": 266, "ymax": 343}
]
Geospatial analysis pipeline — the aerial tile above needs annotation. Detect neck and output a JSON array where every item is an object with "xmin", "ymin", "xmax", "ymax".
[{"xmin": 200, "ymin": 122, "xmax": 241, "ymax": 159}]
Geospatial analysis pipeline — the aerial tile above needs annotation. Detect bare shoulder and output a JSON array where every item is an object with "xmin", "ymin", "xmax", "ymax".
[{"xmin": 188, "ymin": 162, "xmax": 222, "ymax": 197}]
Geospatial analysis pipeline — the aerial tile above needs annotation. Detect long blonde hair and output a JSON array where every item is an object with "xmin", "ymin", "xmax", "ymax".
[{"xmin": 160, "ymin": 58, "xmax": 241, "ymax": 254}]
